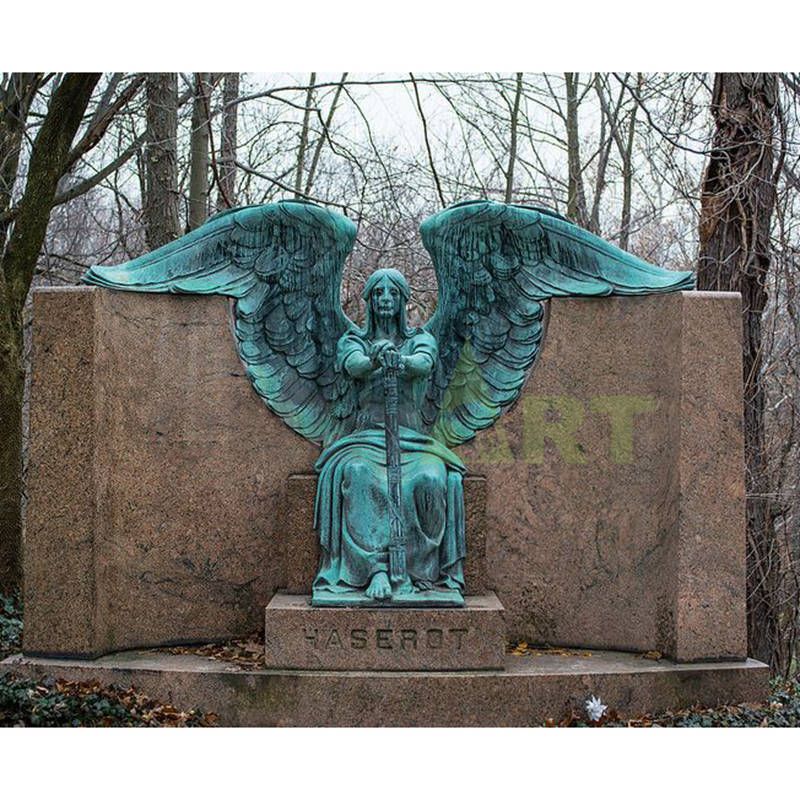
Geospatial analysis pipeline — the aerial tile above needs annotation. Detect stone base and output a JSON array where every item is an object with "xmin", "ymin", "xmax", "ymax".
[
  {"xmin": 265, "ymin": 592, "xmax": 505, "ymax": 671},
  {"xmin": 1, "ymin": 649, "xmax": 768, "ymax": 727}
]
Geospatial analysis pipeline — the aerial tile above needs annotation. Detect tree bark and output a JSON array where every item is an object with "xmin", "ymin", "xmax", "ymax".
[
  {"xmin": 216, "ymin": 73, "xmax": 239, "ymax": 211},
  {"xmin": 618, "ymin": 73, "xmax": 641, "ymax": 251},
  {"xmin": 0, "ymin": 266, "xmax": 23, "ymax": 591},
  {"xmin": 696, "ymin": 72, "xmax": 781, "ymax": 670},
  {"xmin": 0, "ymin": 72, "xmax": 100, "ymax": 590},
  {"xmin": 565, "ymin": 73, "xmax": 589, "ymax": 228},
  {"xmin": 143, "ymin": 73, "xmax": 180, "ymax": 249},
  {"xmin": 1, "ymin": 75, "xmax": 43, "ymax": 237},
  {"xmin": 188, "ymin": 73, "xmax": 212, "ymax": 231}
]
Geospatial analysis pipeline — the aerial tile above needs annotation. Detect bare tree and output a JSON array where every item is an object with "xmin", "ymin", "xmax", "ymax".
[
  {"xmin": 411, "ymin": 73, "xmax": 446, "ymax": 208},
  {"xmin": 144, "ymin": 73, "xmax": 179, "ymax": 248},
  {"xmin": 1, "ymin": 75, "xmax": 47, "ymax": 252},
  {"xmin": 504, "ymin": 72, "xmax": 523, "ymax": 202},
  {"xmin": 564, "ymin": 72, "xmax": 590, "ymax": 228},
  {"xmin": 696, "ymin": 72, "xmax": 782, "ymax": 670},
  {"xmin": 0, "ymin": 73, "xmax": 101, "ymax": 589},
  {"xmin": 618, "ymin": 73, "xmax": 641, "ymax": 250},
  {"xmin": 293, "ymin": 72, "xmax": 317, "ymax": 199},
  {"xmin": 216, "ymin": 73, "xmax": 240, "ymax": 211},
  {"xmin": 304, "ymin": 72, "xmax": 347, "ymax": 197},
  {"xmin": 188, "ymin": 73, "xmax": 212, "ymax": 230}
]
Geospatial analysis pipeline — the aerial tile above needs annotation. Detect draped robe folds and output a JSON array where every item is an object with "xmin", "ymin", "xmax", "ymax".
[{"xmin": 312, "ymin": 328, "xmax": 467, "ymax": 596}]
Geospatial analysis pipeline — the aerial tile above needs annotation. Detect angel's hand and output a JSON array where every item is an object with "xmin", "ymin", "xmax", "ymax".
[
  {"xmin": 380, "ymin": 348, "xmax": 404, "ymax": 371},
  {"xmin": 370, "ymin": 339, "xmax": 395, "ymax": 366}
]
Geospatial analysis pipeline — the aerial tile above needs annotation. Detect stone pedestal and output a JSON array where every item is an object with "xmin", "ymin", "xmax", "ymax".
[{"xmin": 264, "ymin": 592, "xmax": 505, "ymax": 671}]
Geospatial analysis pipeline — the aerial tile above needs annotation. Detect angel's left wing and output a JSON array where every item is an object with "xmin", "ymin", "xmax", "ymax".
[
  {"xmin": 420, "ymin": 199, "xmax": 695, "ymax": 448},
  {"xmin": 83, "ymin": 200, "xmax": 359, "ymax": 447}
]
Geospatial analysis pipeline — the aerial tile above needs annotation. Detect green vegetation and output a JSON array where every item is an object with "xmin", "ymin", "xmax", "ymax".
[
  {"xmin": 546, "ymin": 677, "xmax": 800, "ymax": 727},
  {"xmin": 0, "ymin": 674, "xmax": 216, "ymax": 727},
  {"xmin": 0, "ymin": 591, "xmax": 21, "ymax": 660},
  {"xmin": 0, "ymin": 592, "xmax": 215, "ymax": 726}
]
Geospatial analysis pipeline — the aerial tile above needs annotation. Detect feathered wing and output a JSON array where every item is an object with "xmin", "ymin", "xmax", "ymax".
[
  {"xmin": 83, "ymin": 200, "xmax": 358, "ymax": 447},
  {"xmin": 420, "ymin": 199, "xmax": 695, "ymax": 447}
]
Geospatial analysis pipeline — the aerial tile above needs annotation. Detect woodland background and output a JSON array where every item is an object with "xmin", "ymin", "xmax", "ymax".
[{"xmin": 0, "ymin": 72, "xmax": 797, "ymax": 675}]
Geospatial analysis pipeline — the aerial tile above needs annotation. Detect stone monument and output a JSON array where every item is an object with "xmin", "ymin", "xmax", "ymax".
[{"xmin": 3, "ymin": 198, "xmax": 768, "ymax": 725}]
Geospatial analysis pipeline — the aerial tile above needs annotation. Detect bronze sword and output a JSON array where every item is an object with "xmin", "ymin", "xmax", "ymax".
[{"xmin": 383, "ymin": 360, "xmax": 406, "ymax": 584}]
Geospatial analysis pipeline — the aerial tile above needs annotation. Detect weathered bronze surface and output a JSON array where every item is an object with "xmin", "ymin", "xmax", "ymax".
[{"xmin": 83, "ymin": 198, "xmax": 693, "ymax": 608}]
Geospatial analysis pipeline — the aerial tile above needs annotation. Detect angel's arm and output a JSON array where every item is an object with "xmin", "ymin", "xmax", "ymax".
[
  {"xmin": 337, "ymin": 332, "xmax": 374, "ymax": 379},
  {"xmin": 344, "ymin": 352, "xmax": 374, "ymax": 378},
  {"xmin": 402, "ymin": 331, "xmax": 437, "ymax": 378}
]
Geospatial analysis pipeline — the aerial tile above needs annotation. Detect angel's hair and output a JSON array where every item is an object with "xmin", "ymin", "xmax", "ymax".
[{"xmin": 360, "ymin": 268, "xmax": 414, "ymax": 339}]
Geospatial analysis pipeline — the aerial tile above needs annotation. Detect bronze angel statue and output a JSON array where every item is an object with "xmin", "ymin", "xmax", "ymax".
[{"xmin": 83, "ymin": 199, "xmax": 693, "ymax": 607}]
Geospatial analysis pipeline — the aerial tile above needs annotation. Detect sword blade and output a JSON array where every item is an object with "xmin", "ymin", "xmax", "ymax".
[{"xmin": 383, "ymin": 364, "xmax": 406, "ymax": 582}]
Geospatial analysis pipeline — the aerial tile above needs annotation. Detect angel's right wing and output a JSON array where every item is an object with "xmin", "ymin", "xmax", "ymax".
[
  {"xmin": 420, "ymin": 199, "xmax": 695, "ymax": 448},
  {"xmin": 83, "ymin": 200, "xmax": 359, "ymax": 447}
]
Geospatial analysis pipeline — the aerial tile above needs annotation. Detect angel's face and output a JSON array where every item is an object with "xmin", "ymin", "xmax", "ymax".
[{"xmin": 370, "ymin": 276, "xmax": 402, "ymax": 320}]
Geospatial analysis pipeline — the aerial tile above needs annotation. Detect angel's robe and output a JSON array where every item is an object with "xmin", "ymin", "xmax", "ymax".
[{"xmin": 312, "ymin": 328, "xmax": 466, "ymax": 596}]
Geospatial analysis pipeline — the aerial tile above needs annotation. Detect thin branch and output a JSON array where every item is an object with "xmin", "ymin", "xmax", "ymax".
[
  {"xmin": 505, "ymin": 72, "xmax": 523, "ymax": 203},
  {"xmin": 63, "ymin": 74, "xmax": 145, "ymax": 172},
  {"xmin": 294, "ymin": 72, "xmax": 316, "ymax": 198},
  {"xmin": 234, "ymin": 159, "xmax": 355, "ymax": 214},
  {"xmin": 304, "ymin": 72, "xmax": 347, "ymax": 196},
  {"xmin": 230, "ymin": 76, "xmax": 512, "ymax": 109},
  {"xmin": 410, "ymin": 72, "xmax": 445, "ymax": 208},
  {"xmin": 52, "ymin": 133, "xmax": 146, "ymax": 208}
]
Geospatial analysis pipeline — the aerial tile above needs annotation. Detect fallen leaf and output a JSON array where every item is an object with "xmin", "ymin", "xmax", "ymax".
[{"xmin": 642, "ymin": 650, "xmax": 663, "ymax": 661}]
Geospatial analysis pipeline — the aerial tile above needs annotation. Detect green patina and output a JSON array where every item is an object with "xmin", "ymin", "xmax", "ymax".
[{"xmin": 83, "ymin": 198, "xmax": 693, "ymax": 608}]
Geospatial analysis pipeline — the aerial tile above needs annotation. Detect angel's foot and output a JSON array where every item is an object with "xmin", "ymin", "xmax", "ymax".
[
  {"xmin": 366, "ymin": 572, "xmax": 392, "ymax": 600},
  {"xmin": 413, "ymin": 579, "xmax": 434, "ymax": 591}
]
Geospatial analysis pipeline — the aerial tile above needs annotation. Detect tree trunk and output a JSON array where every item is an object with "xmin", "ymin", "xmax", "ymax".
[
  {"xmin": 1, "ymin": 75, "xmax": 44, "ymax": 254},
  {"xmin": 216, "ymin": 73, "xmax": 239, "ymax": 211},
  {"xmin": 565, "ymin": 72, "xmax": 589, "ymax": 228},
  {"xmin": 143, "ymin": 73, "xmax": 180, "ymax": 249},
  {"xmin": 619, "ymin": 74, "xmax": 641, "ymax": 251},
  {"xmin": 0, "ymin": 72, "xmax": 100, "ymax": 590},
  {"xmin": 0, "ymin": 268, "xmax": 23, "ymax": 591},
  {"xmin": 188, "ymin": 73, "xmax": 212, "ymax": 231},
  {"xmin": 696, "ymin": 72, "xmax": 781, "ymax": 670}
]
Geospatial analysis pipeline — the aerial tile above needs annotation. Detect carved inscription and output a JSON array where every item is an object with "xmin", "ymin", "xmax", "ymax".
[{"xmin": 302, "ymin": 627, "xmax": 469, "ymax": 651}]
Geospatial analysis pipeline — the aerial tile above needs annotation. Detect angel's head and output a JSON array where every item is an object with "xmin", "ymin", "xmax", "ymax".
[{"xmin": 361, "ymin": 268, "xmax": 413, "ymax": 338}]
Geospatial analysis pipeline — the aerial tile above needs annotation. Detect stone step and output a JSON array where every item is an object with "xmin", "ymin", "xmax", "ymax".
[
  {"xmin": 264, "ymin": 592, "xmax": 505, "ymax": 671},
  {"xmin": 2, "ymin": 649, "xmax": 769, "ymax": 727}
]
